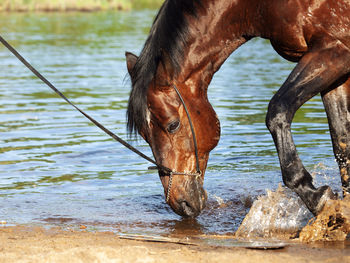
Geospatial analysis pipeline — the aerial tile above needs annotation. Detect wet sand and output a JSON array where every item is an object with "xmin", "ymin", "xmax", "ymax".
[{"xmin": 1, "ymin": 226, "xmax": 349, "ymax": 263}]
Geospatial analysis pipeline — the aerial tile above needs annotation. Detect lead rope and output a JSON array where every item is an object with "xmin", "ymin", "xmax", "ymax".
[
  {"xmin": 0, "ymin": 35, "xmax": 201, "ymax": 204},
  {"xmin": 166, "ymin": 173, "xmax": 173, "ymax": 203},
  {"xmin": 0, "ymin": 35, "xmax": 171, "ymax": 175}
]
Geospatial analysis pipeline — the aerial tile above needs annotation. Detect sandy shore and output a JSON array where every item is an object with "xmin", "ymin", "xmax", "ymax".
[{"xmin": 1, "ymin": 226, "xmax": 349, "ymax": 263}]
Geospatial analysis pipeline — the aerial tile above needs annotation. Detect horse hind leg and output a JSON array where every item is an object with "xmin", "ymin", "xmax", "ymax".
[{"xmin": 321, "ymin": 78, "xmax": 350, "ymax": 197}]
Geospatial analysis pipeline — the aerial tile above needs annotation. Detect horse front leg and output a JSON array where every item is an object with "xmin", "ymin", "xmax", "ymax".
[
  {"xmin": 266, "ymin": 43, "xmax": 350, "ymax": 215},
  {"xmin": 322, "ymin": 78, "xmax": 350, "ymax": 197}
]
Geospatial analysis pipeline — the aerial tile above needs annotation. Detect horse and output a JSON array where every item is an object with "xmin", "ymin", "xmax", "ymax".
[{"xmin": 125, "ymin": 0, "xmax": 350, "ymax": 218}]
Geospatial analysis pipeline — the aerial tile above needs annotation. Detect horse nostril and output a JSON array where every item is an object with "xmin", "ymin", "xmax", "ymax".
[{"xmin": 181, "ymin": 201, "xmax": 194, "ymax": 217}]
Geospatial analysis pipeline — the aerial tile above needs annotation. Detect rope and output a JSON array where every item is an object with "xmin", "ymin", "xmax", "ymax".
[
  {"xmin": 0, "ymin": 35, "xmax": 172, "ymax": 175},
  {"xmin": 0, "ymin": 35, "xmax": 202, "ymax": 205}
]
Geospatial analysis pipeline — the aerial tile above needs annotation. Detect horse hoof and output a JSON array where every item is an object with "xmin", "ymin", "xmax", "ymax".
[{"xmin": 314, "ymin": 186, "xmax": 337, "ymax": 215}]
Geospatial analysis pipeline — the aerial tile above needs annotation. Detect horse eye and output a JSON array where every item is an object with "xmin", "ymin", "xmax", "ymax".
[{"xmin": 167, "ymin": 120, "xmax": 180, "ymax": 133}]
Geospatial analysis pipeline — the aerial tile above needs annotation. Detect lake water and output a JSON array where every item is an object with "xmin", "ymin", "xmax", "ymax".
[{"xmin": 0, "ymin": 10, "xmax": 342, "ymax": 237}]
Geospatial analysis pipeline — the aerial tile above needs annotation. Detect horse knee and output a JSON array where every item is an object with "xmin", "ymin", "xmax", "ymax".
[
  {"xmin": 266, "ymin": 111, "xmax": 283, "ymax": 133},
  {"xmin": 265, "ymin": 102, "xmax": 291, "ymax": 134}
]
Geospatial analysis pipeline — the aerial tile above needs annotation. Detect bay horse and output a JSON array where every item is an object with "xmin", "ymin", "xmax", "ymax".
[{"xmin": 126, "ymin": 0, "xmax": 350, "ymax": 217}]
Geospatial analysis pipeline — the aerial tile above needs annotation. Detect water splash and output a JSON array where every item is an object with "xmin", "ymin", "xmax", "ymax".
[{"xmin": 235, "ymin": 184, "xmax": 313, "ymax": 239}]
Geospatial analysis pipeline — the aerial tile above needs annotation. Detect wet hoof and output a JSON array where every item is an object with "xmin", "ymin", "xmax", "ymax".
[{"xmin": 314, "ymin": 186, "xmax": 337, "ymax": 215}]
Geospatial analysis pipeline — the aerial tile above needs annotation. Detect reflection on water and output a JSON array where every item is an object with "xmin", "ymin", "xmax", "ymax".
[{"xmin": 0, "ymin": 11, "xmax": 342, "ymax": 236}]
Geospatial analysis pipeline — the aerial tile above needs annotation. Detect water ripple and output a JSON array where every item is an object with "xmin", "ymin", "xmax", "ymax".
[{"xmin": 0, "ymin": 11, "xmax": 340, "ymax": 235}]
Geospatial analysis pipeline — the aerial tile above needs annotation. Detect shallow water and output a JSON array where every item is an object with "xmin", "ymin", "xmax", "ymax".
[{"xmin": 0, "ymin": 11, "xmax": 343, "ymax": 237}]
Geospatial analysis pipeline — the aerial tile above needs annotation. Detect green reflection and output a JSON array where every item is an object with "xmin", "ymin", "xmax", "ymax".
[
  {"xmin": 0, "ymin": 0, "xmax": 164, "ymax": 12},
  {"xmin": 0, "ymin": 173, "xmax": 82, "ymax": 193},
  {"xmin": 0, "ymin": 11, "xmax": 152, "ymax": 48}
]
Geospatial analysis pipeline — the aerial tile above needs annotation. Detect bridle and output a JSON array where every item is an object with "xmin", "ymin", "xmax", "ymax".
[
  {"xmin": 161, "ymin": 85, "xmax": 202, "ymax": 203},
  {"xmin": 148, "ymin": 84, "xmax": 202, "ymax": 203},
  {"xmin": 0, "ymin": 35, "xmax": 202, "ymax": 204}
]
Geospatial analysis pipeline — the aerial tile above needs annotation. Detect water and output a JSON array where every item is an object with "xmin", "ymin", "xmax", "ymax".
[{"xmin": 0, "ymin": 11, "xmax": 342, "ymax": 237}]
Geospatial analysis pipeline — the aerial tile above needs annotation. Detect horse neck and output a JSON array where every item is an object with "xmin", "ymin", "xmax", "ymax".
[{"xmin": 177, "ymin": 0, "xmax": 257, "ymax": 89}]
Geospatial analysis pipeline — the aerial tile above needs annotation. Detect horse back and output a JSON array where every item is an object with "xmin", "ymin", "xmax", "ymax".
[{"xmin": 254, "ymin": 0, "xmax": 350, "ymax": 61}]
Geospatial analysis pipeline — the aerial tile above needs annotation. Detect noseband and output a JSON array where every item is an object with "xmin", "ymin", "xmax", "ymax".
[{"xmin": 151, "ymin": 85, "xmax": 202, "ymax": 203}]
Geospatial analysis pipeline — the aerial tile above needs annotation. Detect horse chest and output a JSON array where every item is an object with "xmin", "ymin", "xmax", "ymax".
[{"xmin": 270, "ymin": 39, "xmax": 307, "ymax": 62}]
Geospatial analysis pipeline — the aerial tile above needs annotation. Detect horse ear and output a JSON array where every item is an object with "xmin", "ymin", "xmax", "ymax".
[{"xmin": 125, "ymin": 52, "xmax": 138, "ymax": 75}]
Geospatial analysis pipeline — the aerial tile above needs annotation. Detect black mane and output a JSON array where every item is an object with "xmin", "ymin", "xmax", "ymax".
[{"xmin": 127, "ymin": 0, "xmax": 202, "ymax": 136}]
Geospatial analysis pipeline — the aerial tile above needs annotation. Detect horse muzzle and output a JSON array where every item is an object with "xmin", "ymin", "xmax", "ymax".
[{"xmin": 167, "ymin": 176, "xmax": 207, "ymax": 218}]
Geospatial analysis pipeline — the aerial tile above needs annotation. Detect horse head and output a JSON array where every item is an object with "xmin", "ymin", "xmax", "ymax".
[
  {"xmin": 124, "ymin": 0, "xmax": 243, "ymax": 217},
  {"xmin": 126, "ymin": 51, "xmax": 220, "ymax": 217}
]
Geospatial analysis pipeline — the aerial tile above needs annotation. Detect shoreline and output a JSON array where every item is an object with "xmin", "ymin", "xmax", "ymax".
[
  {"xmin": 1, "ymin": 225, "xmax": 349, "ymax": 263},
  {"xmin": 0, "ymin": 0, "xmax": 163, "ymax": 12}
]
